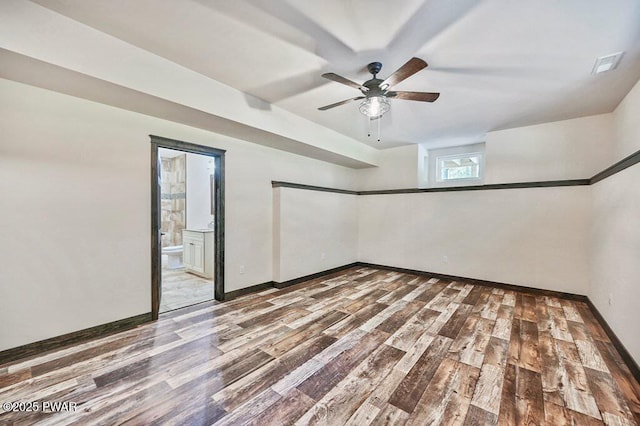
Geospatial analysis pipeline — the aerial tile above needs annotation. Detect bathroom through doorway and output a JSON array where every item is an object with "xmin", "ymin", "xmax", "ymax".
[{"xmin": 151, "ymin": 136, "xmax": 225, "ymax": 319}]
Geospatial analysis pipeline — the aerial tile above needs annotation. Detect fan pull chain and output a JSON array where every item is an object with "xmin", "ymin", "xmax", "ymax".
[
  {"xmin": 367, "ymin": 117, "xmax": 371, "ymax": 138},
  {"xmin": 377, "ymin": 115, "xmax": 381, "ymax": 142}
]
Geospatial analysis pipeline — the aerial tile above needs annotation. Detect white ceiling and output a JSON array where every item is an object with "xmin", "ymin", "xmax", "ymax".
[{"xmin": 22, "ymin": 0, "xmax": 640, "ymax": 149}]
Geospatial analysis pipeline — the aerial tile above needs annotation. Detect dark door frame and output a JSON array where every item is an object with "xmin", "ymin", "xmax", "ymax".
[{"xmin": 150, "ymin": 135, "xmax": 225, "ymax": 320}]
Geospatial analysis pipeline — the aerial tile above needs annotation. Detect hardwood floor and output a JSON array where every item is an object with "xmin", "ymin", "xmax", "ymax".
[{"xmin": 1, "ymin": 267, "xmax": 639, "ymax": 425}]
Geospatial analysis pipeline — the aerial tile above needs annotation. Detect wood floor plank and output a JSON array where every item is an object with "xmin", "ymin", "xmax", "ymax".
[
  {"xmin": 2, "ymin": 267, "xmax": 638, "ymax": 426},
  {"xmin": 514, "ymin": 365, "xmax": 545, "ymax": 425},
  {"xmin": 385, "ymin": 307, "xmax": 440, "ymax": 352},
  {"xmin": 297, "ymin": 329, "xmax": 389, "ymax": 401},
  {"xmin": 498, "ymin": 363, "xmax": 517, "ymax": 425},
  {"xmin": 345, "ymin": 401, "xmax": 381, "ymax": 426},
  {"xmin": 414, "ymin": 281, "xmax": 449, "ymax": 304},
  {"xmin": 483, "ymin": 336, "xmax": 509, "ymax": 368},
  {"xmin": 375, "ymin": 300, "xmax": 424, "ymax": 335},
  {"xmin": 479, "ymin": 293, "xmax": 502, "ymax": 321},
  {"xmin": 326, "ymin": 302, "xmax": 388, "ymax": 338},
  {"xmin": 427, "ymin": 288, "xmax": 463, "ymax": 312},
  {"xmin": 376, "ymin": 282, "xmax": 419, "ymax": 305},
  {"xmin": 576, "ymin": 303, "xmax": 610, "ymax": 342},
  {"xmin": 584, "ymin": 367, "xmax": 636, "ymax": 424},
  {"xmin": 211, "ymin": 388, "xmax": 282, "ymax": 426},
  {"xmin": 370, "ymin": 403, "xmax": 410, "ymax": 426},
  {"xmin": 508, "ymin": 319, "xmax": 541, "ymax": 372},
  {"xmin": 0, "ymin": 368, "xmax": 31, "ymax": 389},
  {"xmin": 388, "ymin": 335, "xmax": 453, "ymax": 413},
  {"xmin": 295, "ymin": 344, "xmax": 404, "ymax": 425},
  {"xmin": 360, "ymin": 301, "xmax": 410, "ymax": 332},
  {"xmin": 405, "ymin": 358, "xmax": 480, "ymax": 425},
  {"xmin": 363, "ymin": 369, "xmax": 406, "ymax": 410},
  {"xmin": 492, "ymin": 305, "xmax": 514, "ymax": 340},
  {"xmin": 450, "ymin": 316, "xmax": 495, "ymax": 368},
  {"xmin": 247, "ymin": 388, "xmax": 316, "ymax": 426},
  {"xmin": 262, "ymin": 311, "xmax": 345, "ymax": 357},
  {"xmin": 438, "ymin": 303, "xmax": 473, "ymax": 339},
  {"xmin": 594, "ymin": 340, "xmax": 640, "ymax": 421},
  {"xmin": 543, "ymin": 400, "xmax": 604, "ymax": 426},
  {"xmin": 502, "ymin": 292, "xmax": 516, "ymax": 307},
  {"xmin": 214, "ymin": 334, "xmax": 336, "ymax": 412},
  {"xmin": 341, "ymin": 289, "xmax": 389, "ymax": 314},
  {"xmin": 461, "ymin": 286, "xmax": 485, "ymax": 306},
  {"xmin": 567, "ymin": 319, "xmax": 592, "ymax": 341},
  {"xmin": 520, "ymin": 295, "xmax": 538, "ymax": 322},
  {"xmin": 575, "ymin": 339, "xmax": 610, "ymax": 373},
  {"xmin": 538, "ymin": 330, "xmax": 565, "ymax": 406},
  {"xmin": 471, "ymin": 363, "xmax": 503, "ymax": 415},
  {"xmin": 464, "ymin": 404, "xmax": 498, "ymax": 425},
  {"xmin": 554, "ymin": 344, "xmax": 602, "ymax": 419},
  {"xmin": 93, "ymin": 333, "xmax": 223, "ymax": 388},
  {"xmin": 561, "ymin": 299, "xmax": 584, "ymax": 323}
]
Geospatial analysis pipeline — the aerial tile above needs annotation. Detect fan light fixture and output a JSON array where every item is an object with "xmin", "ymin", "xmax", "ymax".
[
  {"xmin": 318, "ymin": 58, "xmax": 440, "ymax": 142},
  {"xmin": 359, "ymin": 96, "xmax": 390, "ymax": 118}
]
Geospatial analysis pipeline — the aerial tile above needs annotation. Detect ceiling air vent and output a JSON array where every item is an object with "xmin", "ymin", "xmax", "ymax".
[{"xmin": 592, "ymin": 52, "xmax": 624, "ymax": 75}]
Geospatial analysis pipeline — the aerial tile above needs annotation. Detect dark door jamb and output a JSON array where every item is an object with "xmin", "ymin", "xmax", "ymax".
[{"xmin": 150, "ymin": 135, "xmax": 226, "ymax": 320}]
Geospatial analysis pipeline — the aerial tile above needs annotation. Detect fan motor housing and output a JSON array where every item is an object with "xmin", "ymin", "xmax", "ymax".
[
  {"xmin": 362, "ymin": 78, "xmax": 385, "ymax": 96},
  {"xmin": 367, "ymin": 62, "xmax": 383, "ymax": 76}
]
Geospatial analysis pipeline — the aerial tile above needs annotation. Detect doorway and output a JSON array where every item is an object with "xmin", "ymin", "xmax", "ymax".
[{"xmin": 151, "ymin": 135, "xmax": 225, "ymax": 320}]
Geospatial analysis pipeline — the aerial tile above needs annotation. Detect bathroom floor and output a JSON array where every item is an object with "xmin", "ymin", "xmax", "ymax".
[{"xmin": 160, "ymin": 268, "xmax": 214, "ymax": 312}]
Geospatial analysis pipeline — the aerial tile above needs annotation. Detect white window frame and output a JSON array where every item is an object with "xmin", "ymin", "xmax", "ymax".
[{"xmin": 435, "ymin": 152, "xmax": 484, "ymax": 183}]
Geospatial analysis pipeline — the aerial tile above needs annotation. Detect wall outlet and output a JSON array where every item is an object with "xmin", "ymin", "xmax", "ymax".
[
  {"xmin": 239, "ymin": 265, "xmax": 245, "ymax": 275},
  {"xmin": 442, "ymin": 255, "xmax": 449, "ymax": 264},
  {"xmin": 321, "ymin": 252, "xmax": 326, "ymax": 260}
]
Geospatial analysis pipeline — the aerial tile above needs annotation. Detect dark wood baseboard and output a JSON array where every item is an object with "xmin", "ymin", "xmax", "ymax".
[
  {"xmin": 584, "ymin": 298, "xmax": 640, "ymax": 383},
  {"xmin": 223, "ymin": 263, "xmax": 360, "ymax": 299},
  {"xmin": 225, "ymin": 281, "xmax": 274, "ymax": 300},
  {"xmin": 356, "ymin": 262, "xmax": 588, "ymax": 302},
  {"xmin": 272, "ymin": 263, "xmax": 360, "ymax": 289},
  {"xmin": 0, "ymin": 313, "xmax": 152, "ymax": 366}
]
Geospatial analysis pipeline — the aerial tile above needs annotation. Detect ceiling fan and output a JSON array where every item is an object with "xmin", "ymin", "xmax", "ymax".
[{"xmin": 318, "ymin": 57, "xmax": 440, "ymax": 120}]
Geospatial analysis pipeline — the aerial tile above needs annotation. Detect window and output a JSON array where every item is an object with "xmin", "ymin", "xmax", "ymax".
[
  {"xmin": 421, "ymin": 142, "xmax": 485, "ymax": 187},
  {"xmin": 436, "ymin": 152, "xmax": 483, "ymax": 182}
]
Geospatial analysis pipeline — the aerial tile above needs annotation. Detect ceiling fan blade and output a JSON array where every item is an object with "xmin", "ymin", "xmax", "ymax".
[
  {"xmin": 318, "ymin": 96, "xmax": 365, "ymax": 111},
  {"xmin": 381, "ymin": 57, "xmax": 428, "ymax": 88},
  {"xmin": 387, "ymin": 91, "xmax": 440, "ymax": 102},
  {"xmin": 321, "ymin": 73, "xmax": 366, "ymax": 91}
]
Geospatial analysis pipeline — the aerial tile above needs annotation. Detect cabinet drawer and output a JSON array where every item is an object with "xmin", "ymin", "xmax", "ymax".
[{"xmin": 182, "ymin": 230, "xmax": 204, "ymax": 242}]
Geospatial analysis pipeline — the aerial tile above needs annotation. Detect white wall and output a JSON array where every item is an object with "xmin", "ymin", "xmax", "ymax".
[
  {"xmin": 358, "ymin": 186, "xmax": 591, "ymax": 295},
  {"xmin": 273, "ymin": 187, "xmax": 357, "ymax": 282},
  {"xmin": 186, "ymin": 153, "xmax": 214, "ymax": 230},
  {"xmin": 590, "ymin": 78, "xmax": 640, "ymax": 365},
  {"xmin": 612, "ymin": 79, "xmax": 640, "ymax": 161},
  {"xmin": 0, "ymin": 78, "xmax": 356, "ymax": 351},
  {"xmin": 590, "ymin": 166, "xmax": 640, "ymax": 364},
  {"xmin": 356, "ymin": 145, "xmax": 419, "ymax": 190},
  {"xmin": 485, "ymin": 114, "xmax": 614, "ymax": 183}
]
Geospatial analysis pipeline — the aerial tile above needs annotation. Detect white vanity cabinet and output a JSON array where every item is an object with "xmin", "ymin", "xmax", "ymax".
[{"xmin": 182, "ymin": 229, "xmax": 214, "ymax": 279}]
